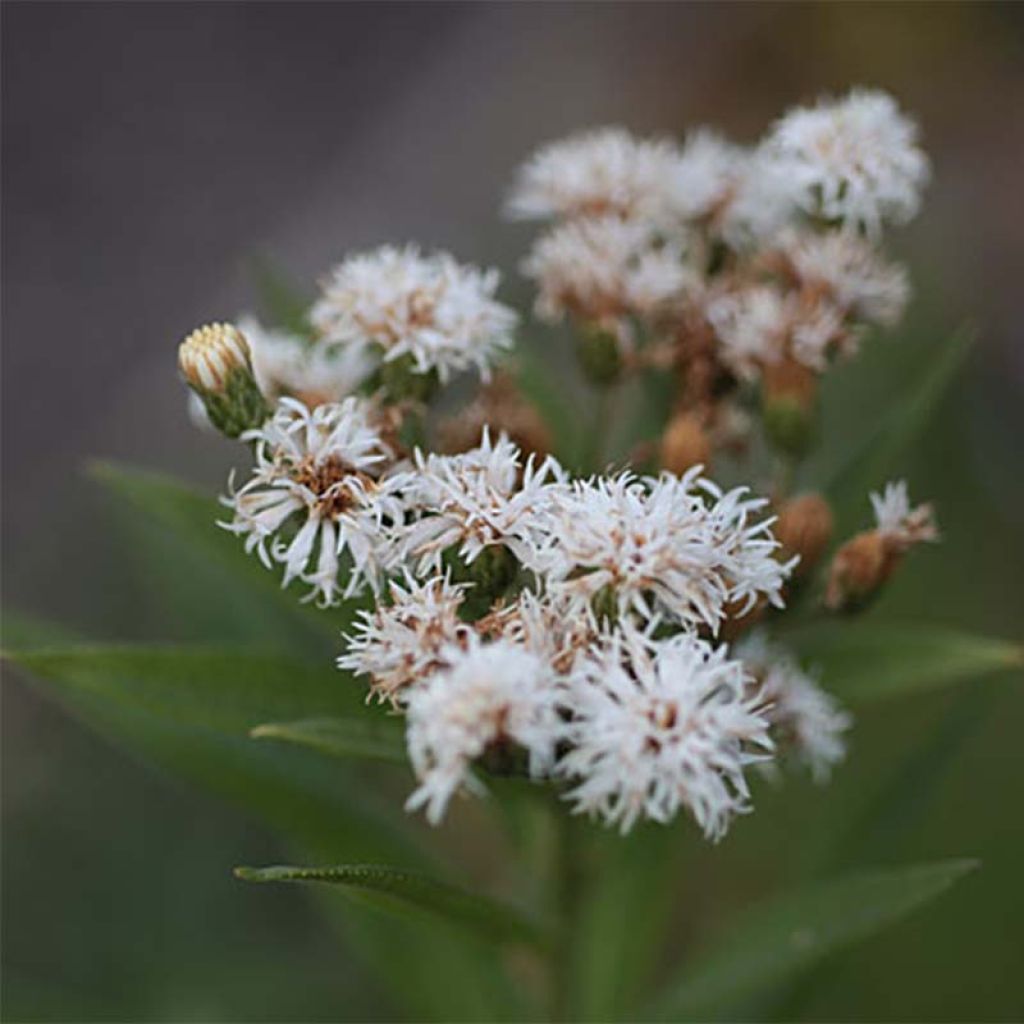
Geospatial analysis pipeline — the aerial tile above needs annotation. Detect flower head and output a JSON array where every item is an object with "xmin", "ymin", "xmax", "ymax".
[
  {"xmin": 764, "ymin": 88, "xmax": 930, "ymax": 236},
  {"xmin": 394, "ymin": 431, "xmax": 566, "ymax": 577},
  {"xmin": 870, "ymin": 479, "xmax": 939, "ymax": 549},
  {"xmin": 558, "ymin": 627, "xmax": 773, "ymax": 838},
  {"xmin": 522, "ymin": 215, "xmax": 693, "ymax": 333},
  {"xmin": 477, "ymin": 589, "xmax": 597, "ymax": 675},
  {"xmin": 339, "ymin": 573, "xmax": 473, "ymax": 705},
  {"xmin": 222, "ymin": 397, "xmax": 403, "ymax": 605},
  {"xmin": 737, "ymin": 633, "xmax": 851, "ymax": 781},
  {"xmin": 310, "ymin": 246, "xmax": 517, "ymax": 382},
  {"xmin": 404, "ymin": 638, "xmax": 560, "ymax": 824},
  {"xmin": 540, "ymin": 469, "xmax": 791, "ymax": 632},
  {"xmin": 778, "ymin": 230, "xmax": 909, "ymax": 327},
  {"xmin": 706, "ymin": 285, "xmax": 790, "ymax": 380},
  {"xmin": 506, "ymin": 127, "xmax": 679, "ymax": 222}
]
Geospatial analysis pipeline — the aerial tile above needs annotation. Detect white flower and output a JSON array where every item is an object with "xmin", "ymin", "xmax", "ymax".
[
  {"xmin": 706, "ymin": 285, "xmax": 789, "ymax": 380},
  {"xmin": 777, "ymin": 230, "xmax": 909, "ymax": 327},
  {"xmin": 718, "ymin": 151, "xmax": 799, "ymax": 248},
  {"xmin": 338, "ymin": 573, "xmax": 472, "ymax": 704},
  {"xmin": 789, "ymin": 298, "xmax": 849, "ymax": 372},
  {"xmin": 558, "ymin": 626, "xmax": 773, "ymax": 838},
  {"xmin": 222, "ymin": 397, "xmax": 404, "ymax": 605},
  {"xmin": 310, "ymin": 246, "xmax": 517, "ymax": 382},
  {"xmin": 238, "ymin": 315, "xmax": 374, "ymax": 405},
  {"xmin": 664, "ymin": 130, "xmax": 744, "ymax": 224},
  {"xmin": 541, "ymin": 469, "xmax": 791, "ymax": 632},
  {"xmin": 764, "ymin": 88, "xmax": 930, "ymax": 237},
  {"xmin": 395, "ymin": 430, "xmax": 566, "ymax": 577},
  {"xmin": 737, "ymin": 632, "xmax": 851, "ymax": 781},
  {"xmin": 706, "ymin": 283, "xmax": 849, "ymax": 376},
  {"xmin": 870, "ymin": 479, "xmax": 939, "ymax": 548},
  {"xmin": 478, "ymin": 588, "xmax": 596, "ymax": 675},
  {"xmin": 404, "ymin": 638, "xmax": 560, "ymax": 824},
  {"xmin": 506, "ymin": 127, "xmax": 680, "ymax": 222},
  {"xmin": 522, "ymin": 215, "xmax": 694, "ymax": 329}
]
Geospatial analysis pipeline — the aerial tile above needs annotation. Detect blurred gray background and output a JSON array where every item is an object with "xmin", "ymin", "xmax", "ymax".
[{"xmin": 3, "ymin": 3, "xmax": 1023, "ymax": 1020}]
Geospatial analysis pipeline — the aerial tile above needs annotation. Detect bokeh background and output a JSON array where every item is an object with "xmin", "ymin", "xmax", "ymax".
[{"xmin": 3, "ymin": 2, "xmax": 1023, "ymax": 1020}]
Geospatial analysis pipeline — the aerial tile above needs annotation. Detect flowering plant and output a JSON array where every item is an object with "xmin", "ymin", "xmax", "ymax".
[{"xmin": 10, "ymin": 88, "xmax": 1021, "ymax": 1021}]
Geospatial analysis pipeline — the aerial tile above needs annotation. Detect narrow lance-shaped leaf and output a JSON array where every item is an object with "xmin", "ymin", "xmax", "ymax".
[
  {"xmin": 5, "ymin": 645, "xmax": 369, "ymax": 732},
  {"xmin": 235, "ymin": 863, "xmax": 552, "ymax": 951},
  {"xmin": 4, "ymin": 645, "xmax": 525, "ymax": 1016},
  {"xmin": 3, "ymin": 644, "xmax": 423, "ymax": 863},
  {"xmin": 785, "ymin": 623, "xmax": 1022, "ymax": 703},
  {"xmin": 647, "ymin": 859, "xmax": 978, "ymax": 1021},
  {"xmin": 251, "ymin": 716, "xmax": 406, "ymax": 764}
]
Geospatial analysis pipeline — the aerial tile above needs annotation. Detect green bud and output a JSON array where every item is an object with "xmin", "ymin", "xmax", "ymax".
[
  {"xmin": 576, "ymin": 322, "xmax": 623, "ymax": 387},
  {"xmin": 763, "ymin": 393, "xmax": 817, "ymax": 456}
]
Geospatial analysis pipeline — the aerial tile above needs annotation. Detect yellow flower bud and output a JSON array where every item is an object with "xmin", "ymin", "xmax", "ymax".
[{"xmin": 178, "ymin": 323, "xmax": 271, "ymax": 438}]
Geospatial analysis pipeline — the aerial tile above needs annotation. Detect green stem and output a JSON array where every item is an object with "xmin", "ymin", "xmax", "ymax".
[
  {"xmin": 548, "ymin": 803, "xmax": 583, "ymax": 1022},
  {"xmin": 583, "ymin": 384, "xmax": 619, "ymax": 473}
]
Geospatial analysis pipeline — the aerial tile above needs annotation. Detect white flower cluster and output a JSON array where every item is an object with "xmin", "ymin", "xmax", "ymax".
[
  {"xmin": 509, "ymin": 88, "xmax": 926, "ymax": 380},
  {"xmin": 310, "ymin": 245, "xmax": 517, "ymax": 383},
  {"xmin": 221, "ymin": 402, "xmax": 808, "ymax": 838}
]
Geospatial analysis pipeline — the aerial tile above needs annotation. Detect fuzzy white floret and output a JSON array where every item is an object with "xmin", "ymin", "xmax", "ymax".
[
  {"xmin": 339, "ymin": 573, "xmax": 472, "ymax": 703},
  {"xmin": 539, "ymin": 469, "xmax": 791, "ymax": 632},
  {"xmin": 310, "ymin": 246, "xmax": 517, "ymax": 382},
  {"xmin": 764, "ymin": 88, "xmax": 930, "ymax": 237},
  {"xmin": 737, "ymin": 632, "xmax": 851, "ymax": 781},
  {"xmin": 506, "ymin": 127, "xmax": 681, "ymax": 222},
  {"xmin": 394, "ymin": 430, "xmax": 566, "ymax": 577},
  {"xmin": 404, "ymin": 638, "xmax": 560, "ymax": 824},
  {"xmin": 221, "ymin": 397, "xmax": 405, "ymax": 605},
  {"xmin": 558, "ymin": 626, "xmax": 773, "ymax": 838},
  {"xmin": 522, "ymin": 215, "xmax": 694, "ymax": 328}
]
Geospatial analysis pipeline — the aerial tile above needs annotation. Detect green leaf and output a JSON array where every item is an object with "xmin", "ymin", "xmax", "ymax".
[
  {"xmin": 513, "ymin": 339, "xmax": 583, "ymax": 465},
  {"xmin": 787, "ymin": 624, "xmax": 1023, "ymax": 703},
  {"xmin": 571, "ymin": 825, "xmax": 685, "ymax": 1021},
  {"xmin": 251, "ymin": 716, "xmax": 406, "ymax": 764},
  {"xmin": 4, "ymin": 645, "xmax": 368, "ymax": 732},
  {"xmin": 823, "ymin": 325, "xmax": 974, "ymax": 537},
  {"xmin": 90, "ymin": 461, "xmax": 339, "ymax": 653},
  {"xmin": 250, "ymin": 256, "xmax": 314, "ymax": 338},
  {"xmin": 235, "ymin": 863, "xmax": 551, "ymax": 951},
  {"xmin": 648, "ymin": 859, "xmax": 978, "ymax": 1020},
  {"xmin": 6, "ymin": 646, "xmax": 525, "ymax": 1018},
  {"xmin": 4, "ymin": 644, "xmax": 420, "ymax": 863}
]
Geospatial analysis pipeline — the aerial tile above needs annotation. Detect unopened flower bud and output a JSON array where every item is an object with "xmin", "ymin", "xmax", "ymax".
[
  {"xmin": 775, "ymin": 493, "xmax": 833, "ymax": 576},
  {"xmin": 826, "ymin": 481, "xmax": 938, "ymax": 612},
  {"xmin": 178, "ymin": 323, "xmax": 271, "ymax": 438},
  {"xmin": 577, "ymin": 321, "xmax": 623, "ymax": 386},
  {"xmin": 762, "ymin": 357, "xmax": 818, "ymax": 456},
  {"xmin": 824, "ymin": 530, "xmax": 888, "ymax": 611},
  {"xmin": 660, "ymin": 411, "xmax": 711, "ymax": 475}
]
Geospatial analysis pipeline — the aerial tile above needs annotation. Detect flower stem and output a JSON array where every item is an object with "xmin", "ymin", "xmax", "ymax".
[
  {"xmin": 583, "ymin": 383, "xmax": 619, "ymax": 473},
  {"xmin": 548, "ymin": 802, "xmax": 583, "ymax": 1021}
]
